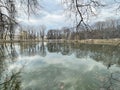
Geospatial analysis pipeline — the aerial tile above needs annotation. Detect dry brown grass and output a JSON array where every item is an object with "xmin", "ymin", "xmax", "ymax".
[
  {"xmin": 0, "ymin": 39, "xmax": 120, "ymax": 46},
  {"xmin": 76, "ymin": 38, "xmax": 120, "ymax": 45}
]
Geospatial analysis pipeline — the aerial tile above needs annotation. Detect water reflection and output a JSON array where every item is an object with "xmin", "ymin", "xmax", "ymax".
[
  {"xmin": 0, "ymin": 43, "xmax": 22, "ymax": 90},
  {"xmin": 101, "ymin": 72, "xmax": 120, "ymax": 90},
  {"xmin": 0, "ymin": 43, "xmax": 18, "ymax": 74},
  {"xmin": 47, "ymin": 43, "xmax": 120, "ymax": 67},
  {"xmin": 0, "ymin": 42, "xmax": 120, "ymax": 90},
  {"xmin": 19, "ymin": 42, "xmax": 46, "ymax": 57},
  {"xmin": 0, "ymin": 69, "xmax": 22, "ymax": 90}
]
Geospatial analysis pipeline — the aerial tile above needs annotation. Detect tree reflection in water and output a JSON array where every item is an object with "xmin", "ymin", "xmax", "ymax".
[
  {"xmin": 39, "ymin": 42, "xmax": 46, "ymax": 57},
  {"xmin": 0, "ymin": 69, "xmax": 22, "ymax": 90},
  {"xmin": 0, "ymin": 43, "xmax": 23, "ymax": 90},
  {"xmin": 0, "ymin": 42, "xmax": 120, "ymax": 90},
  {"xmin": 19, "ymin": 42, "xmax": 46, "ymax": 57},
  {"xmin": 99, "ymin": 71, "xmax": 120, "ymax": 90},
  {"xmin": 47, "ymin": 43, "xmax": 120, "ymax": 66},
  {"xmin": 46, "ymin": 43, "xmax": 120, "ymax": 90},
  {"xmin": 0, "ymin": 43, "xmax": 18, "ymax": 73}
]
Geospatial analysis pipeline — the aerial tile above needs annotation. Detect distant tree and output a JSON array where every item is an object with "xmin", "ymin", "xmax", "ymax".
[
  {"xmin": 61, "ymin": 27, "xmax": 70, "ymax": 40},
  {"xmin": 40, "ymin": 25, "xmax": 46, "ymax": 42}
]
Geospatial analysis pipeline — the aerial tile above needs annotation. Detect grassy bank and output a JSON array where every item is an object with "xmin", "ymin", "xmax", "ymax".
[
  {"xmin": 53, "ymin": 38, "xmax": 120, "ymax": 46},
  {"xmin": 0, "ymin": 39, "xmax": 120, "ymax": 46},
  {"xmin": 70, "ymin": 38, "xmax": 120, "ymax": 46},
  {"xmin": 0, "ymin": 40, "xmax": 46, "ymax": 43}
]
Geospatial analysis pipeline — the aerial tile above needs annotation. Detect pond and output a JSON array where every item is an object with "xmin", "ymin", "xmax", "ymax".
[{"xmin": 0, "ymin": 42, "xmax": 120, "ymax": 90}]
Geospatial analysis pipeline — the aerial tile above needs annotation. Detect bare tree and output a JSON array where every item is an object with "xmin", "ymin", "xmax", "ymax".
[
  {"xmin": 18, "ymin": 0, "xmax": 41, "ymax": 19},
  {"xmin": 61, "ymin": 0, "xmax": 104, "ymax": 40},
  {"xmin": 61, "ymin": 27, "xmax": 70, "ymax": 40},
  {"xmin": 40, "ymin": 25, "xmax": 46, "ymax": 42},
  {"xmin": 0, "ymin": 0, "xmax": 40, "ymax": 40},
  {"xmin": 62, "ymin": 0, "xmax": 103, "ymax": 28}
]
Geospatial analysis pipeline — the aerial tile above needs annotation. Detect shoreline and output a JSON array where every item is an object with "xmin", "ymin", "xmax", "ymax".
[
  {"xmin": 72, "ymin": 38, "xmax": 120, "ymax": 46},
  {"xmin": 47, "ymin": 38, "xmax": 120, "ymax": 46},
  {"xmin": 0, "ymin": 39, "xmax": 120, "ymax": 46}
]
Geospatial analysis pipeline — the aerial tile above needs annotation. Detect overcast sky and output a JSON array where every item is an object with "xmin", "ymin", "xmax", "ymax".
[{"xmin": 17, "ymin": 0, "xmax": 120, "ymax": 31}]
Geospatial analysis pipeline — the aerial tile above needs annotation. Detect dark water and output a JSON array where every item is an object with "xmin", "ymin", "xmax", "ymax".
[{"xmin": 0, "ymin": 42, "xmax": 120, "ymax": 90}]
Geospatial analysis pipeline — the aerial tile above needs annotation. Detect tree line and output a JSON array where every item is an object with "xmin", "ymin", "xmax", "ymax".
[
  {"xmin": 0, "ymin": 0, "xmax": 120, "ymax": 41},
  {"xmin": 18, "ymin": 25, "xmax": 46, "ymax": 41},
  {"xmin": 47, "ymin": 19, "xmax": 120, "ymax": 40}
]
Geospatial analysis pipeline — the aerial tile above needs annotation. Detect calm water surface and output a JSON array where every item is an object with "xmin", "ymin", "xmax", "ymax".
[{"xmin": 0, "ymin": 42, "xmax": 120, "ymax": 90}]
